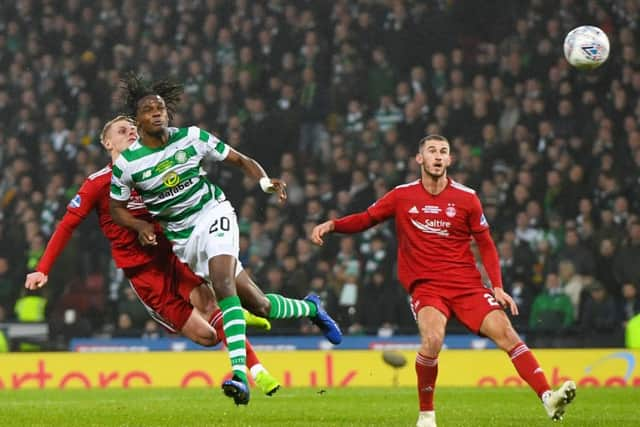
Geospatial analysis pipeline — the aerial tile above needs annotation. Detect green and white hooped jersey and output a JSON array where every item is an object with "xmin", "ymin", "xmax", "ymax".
[{"xmin": 110, "ymin": 126, "xmax": 229, "ymax": 242}]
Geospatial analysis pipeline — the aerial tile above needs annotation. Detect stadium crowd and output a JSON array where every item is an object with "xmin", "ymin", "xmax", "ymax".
[{"xmin": 0, "ymin": 0, "xmax": 639, "ymax": 349}]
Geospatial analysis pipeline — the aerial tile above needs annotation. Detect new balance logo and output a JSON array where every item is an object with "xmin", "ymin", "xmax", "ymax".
[
  {"xmin": 534, "ymin": 367, "xmax": 544, "ymax": 374},
  {"xmin": 420, "ymin": 386, "xmax": 434, "ymax": 392},
  {"xmin": 408, "ymin": 206, "xmax": 419, "ymax": 214}
]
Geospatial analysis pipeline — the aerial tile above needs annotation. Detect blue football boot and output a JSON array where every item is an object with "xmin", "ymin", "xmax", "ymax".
[{"xmin": 305, "ymin": 293, "xmax": 343, "ymax": 345}]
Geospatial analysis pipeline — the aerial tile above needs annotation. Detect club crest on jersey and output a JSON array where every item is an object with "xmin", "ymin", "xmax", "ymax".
[
  {"xmin": 163, "ymin": 171, "xmax": 180, "ymax": 187},
  {"xmin": 69, "ymin": 194, "xmax": 81, "ymax": 208},
  {"xmin": 174, "ymin": 150, "xmax": 187, "ymax": 164},
  {"xmin": 445, "ymin": 204, "xmax": 456, "ymax": 218}
]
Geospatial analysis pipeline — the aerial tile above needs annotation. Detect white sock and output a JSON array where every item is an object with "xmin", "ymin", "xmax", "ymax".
[{"xmin": 250, "ymin": 363, "xmax": 266, "ymax": 379}]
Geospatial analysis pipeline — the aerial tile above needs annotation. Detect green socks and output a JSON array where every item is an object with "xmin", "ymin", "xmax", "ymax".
[
  {"xmin": 218, "ymin": 295, "xmax": 247, "ymax": 384},
  {"xmin": 266, "ymin": 294, "xmax": 318, "ymax": 318}
]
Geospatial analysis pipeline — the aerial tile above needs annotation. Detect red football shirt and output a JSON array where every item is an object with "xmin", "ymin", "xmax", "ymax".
[
  {"xmin": 366, "ymin": 178, "xmax": 490, "ymax": 292},
  {"xmin": 37, "ymin": 165, "xmax": 157, "ymax": 274}
]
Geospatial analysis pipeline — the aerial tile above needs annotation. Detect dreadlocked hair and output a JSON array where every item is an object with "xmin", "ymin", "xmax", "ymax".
[{"xmin": 120, "ymin": 72, "xmax": 184, "ymax": 119}]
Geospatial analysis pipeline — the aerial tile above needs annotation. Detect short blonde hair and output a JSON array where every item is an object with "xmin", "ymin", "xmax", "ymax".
[{"xmin": 100, "ymin": 115, "xmax": 135, "ymax": 145}]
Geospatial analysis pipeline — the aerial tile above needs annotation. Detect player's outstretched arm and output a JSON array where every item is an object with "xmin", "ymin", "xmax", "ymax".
[
  {"xmin": 311, "ymin": 211, "xmax": 379, "ymax": 246},
  {"xmin": 25, "ymin": 179, "xmax": 98, "ymax": 290},
  {"xmin": 109, "ymin": 198, "xmax": 157, "ymax": 246},
  {"xmin": 223, "ymin": 148, "xmax": 287, "ymax": 203}
]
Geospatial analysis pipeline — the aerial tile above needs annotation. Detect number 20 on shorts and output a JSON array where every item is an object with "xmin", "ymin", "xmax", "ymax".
[{"xmin": 209, "ymin": 216, "xmax": 230, "ymax": 234}]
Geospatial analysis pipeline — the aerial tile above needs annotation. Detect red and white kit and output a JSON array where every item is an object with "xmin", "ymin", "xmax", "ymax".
[
  {"xmin": 37, "ymin": 165, "xmax": 202, "ymax": 332},
  {"xmin": 334, "ymin": 178, "xmax": 503, "ymax": 333}
]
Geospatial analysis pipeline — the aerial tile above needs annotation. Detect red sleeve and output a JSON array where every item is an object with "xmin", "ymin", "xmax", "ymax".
[
  {"xmin": 333, "ymin": 189, "xmax": 397, "ymax": 234},
  {"xmin": 366, "ymin": 188, "xmax": 397, "ymax": 222},
  {"xmin": 36, "ymin": 178, "xmax": 103, "ymax": 274},
  {"xmin": 474, "ymin": 229, "xmax": 503, "ymax": 289},
  {"xmin": 333, "ymin": 211, "xmax": 377, "ymax": 233},
  {"xmin": 468, "ymin": 193, "xmax": 490, "ymax": 234}
]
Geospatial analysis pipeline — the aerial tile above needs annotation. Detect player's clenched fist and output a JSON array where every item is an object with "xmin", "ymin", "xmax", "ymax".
[
  {"xmin": 311, "ymin": 220, "xmax": 335, "ymax": 246},
  {"xmin": 25, "ymin": 271, "xmax": 48, "ymax": 290}
]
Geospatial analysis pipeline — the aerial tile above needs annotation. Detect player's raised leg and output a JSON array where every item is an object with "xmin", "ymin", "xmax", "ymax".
[
  {"xmin": 235, "ymin": 270, "xmax": 342, "ymax": 344},
  {"xmin": 415, "ymin": 306, "xmax": 448, "ymax": 427},
  {"xmin": 479, "ymin": 310, "xmax": 576, "ymax": 420}
]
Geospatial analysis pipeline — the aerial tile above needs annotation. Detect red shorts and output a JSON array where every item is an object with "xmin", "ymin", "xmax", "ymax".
[
  {"xmin": 123, "ymin": 239, "xmax": 204, "ymax": 333},
  {"xmin": 410, "ymin": 282, "xmax": 502, "ymax": 334}
]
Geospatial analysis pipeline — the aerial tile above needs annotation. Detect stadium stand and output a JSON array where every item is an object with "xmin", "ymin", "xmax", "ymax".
[{"xmin": 0, "ymin": 0, "xmax": 638, "ymax": 349}]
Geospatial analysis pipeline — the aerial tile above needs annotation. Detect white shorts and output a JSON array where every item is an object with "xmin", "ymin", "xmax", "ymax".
[{"xmin": 172, "ymin": 200, "xmax": 243, "ymax": 283}]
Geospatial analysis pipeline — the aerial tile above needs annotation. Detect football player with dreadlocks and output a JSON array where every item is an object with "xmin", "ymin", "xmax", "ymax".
[{"xmin": 109, "ymin": 74, "xmax": 342, "ymax": 405}]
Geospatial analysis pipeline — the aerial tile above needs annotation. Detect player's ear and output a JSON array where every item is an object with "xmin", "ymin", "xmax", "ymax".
[
  {"xmin": 101, "ymin": 138, "xmax": 112, "ymax": 151},
  {"xmin": 415, "ymin": 152, "xmax": 423, "ymax": 165}
]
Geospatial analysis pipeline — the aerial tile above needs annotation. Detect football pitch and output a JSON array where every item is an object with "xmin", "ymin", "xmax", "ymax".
[{"xmin": 0, "ymin": 387, "xmax": 637, "ymax": 426}]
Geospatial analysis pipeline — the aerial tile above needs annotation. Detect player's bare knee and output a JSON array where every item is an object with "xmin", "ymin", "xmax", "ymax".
[
  {"xmin": 192, "ymin": 328, "xmax": 219, "ymax": 347},
  {"xmin": 210, "ymin": 272, "xmax": 235, "ymax": 295},
  {"xmin": 199, "ymin": 299, "xmax": 217, "ymax": 319},
  {"xmin": 493, "ymin": 325, "xmax": 520, "ymax": 351},
  {"xmin": 421, "ymin": 331, "xmax": 444, "ymax": 355}
]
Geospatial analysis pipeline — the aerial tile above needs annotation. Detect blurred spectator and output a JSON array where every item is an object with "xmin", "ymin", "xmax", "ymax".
[
  {"xmin": 142, "ymin": 319, "xmax": 162, "ymax": 340},
  {"xmin": 594, "ymin": 238, "xmax": 620, "ymax": 297},
  {"xmin": 117, "ymin": 287, "xmax": 150, "ymax": 330},
  {"xmin": 613, "ymin": 222, "xmax": 640, "ymax": 287},
  {"xmin": 351, "ymin": 271, "xmax": 397, "ymax": 335},
  {"xmin": 557, "ymin": 260, "xmax": 584, "ymax": 320},
  {"xmin": 556, "ymin": 228, "xmax": 595, "ymax": 276},
  {"xmin": 619, "ymin": 283, "xmax": 640, "ymax": 329},
  {"xmin": 113, "ymin": 313, "xmax": 141, "ymax": 338},
  {"xmin": 529, "ymin": 272, "xmax": 574, "ymax": 335},
  {"xmin": 0, "ymin": 256, "xmax": 15, "ymax": 314},
  {"xmin": 580, "ymin": 280, "xmax": 619, "ymax": 347},
  {"xmin": 1, "ymin": 0, "xmax": 638, "ymax": 345}
]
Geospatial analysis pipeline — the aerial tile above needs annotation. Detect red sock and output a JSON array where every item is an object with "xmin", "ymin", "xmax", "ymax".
[
  {"xmin": 245, "ymin": 340, "xmax": 259, "ymax": 369},
  {"xmin": 209, "ymin": 309, "xmax": 259, "ymax": 369},
  {"xmin": 415, "ymin": 353, "xmax": 438, "ymax": 411},
  {"xmin": 508, "ymin": 342, "xmax": 550, "ymax": 397},
  {"xmin": 209, "ymin": 309, "xmax": 225, "ymax": 343}
]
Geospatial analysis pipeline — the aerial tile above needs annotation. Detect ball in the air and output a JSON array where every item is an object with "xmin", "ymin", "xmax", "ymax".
[{"xmin": 563, "ymin": 25, "xmax": 610, "ymax": 70}]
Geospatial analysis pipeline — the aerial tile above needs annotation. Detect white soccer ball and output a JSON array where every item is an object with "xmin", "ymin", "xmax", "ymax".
[{"xmin": 563, "ymin": 25, "xmax": 610, "ymax": 70}]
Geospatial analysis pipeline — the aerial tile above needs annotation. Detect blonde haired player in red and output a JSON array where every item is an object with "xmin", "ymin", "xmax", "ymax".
[
  {"xmin": 24, "ymin": 116, "xmax": 280, "ymax": 396},
  {"xmin": 311, "ymin": 135, "xmax": 576, "ymax": 426}
]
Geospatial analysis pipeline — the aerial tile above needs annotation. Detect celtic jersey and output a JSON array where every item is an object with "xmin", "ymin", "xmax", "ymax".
[{"xmin": 110, "ymin": 126, "xmax": 229, "ymax": 242}]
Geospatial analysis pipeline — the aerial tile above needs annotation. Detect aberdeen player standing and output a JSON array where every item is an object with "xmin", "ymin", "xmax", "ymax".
[
  {"xmin": 311, "ymin": 135, "xmax": 576, "ymax": 426},
  {"xmin": 24, "ymin": 116, "xmax": 281, "ymax": 396}
]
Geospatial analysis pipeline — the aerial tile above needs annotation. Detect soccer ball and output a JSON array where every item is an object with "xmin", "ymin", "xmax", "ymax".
[{"xmin": 563, "ymin": 25, "xmax": 610, "ymax": 70}]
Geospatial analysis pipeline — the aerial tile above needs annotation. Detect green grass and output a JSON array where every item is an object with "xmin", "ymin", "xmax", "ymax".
[{"xmin": 0, "ymin": 387, "xmax": 637, "ymax": 426}]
